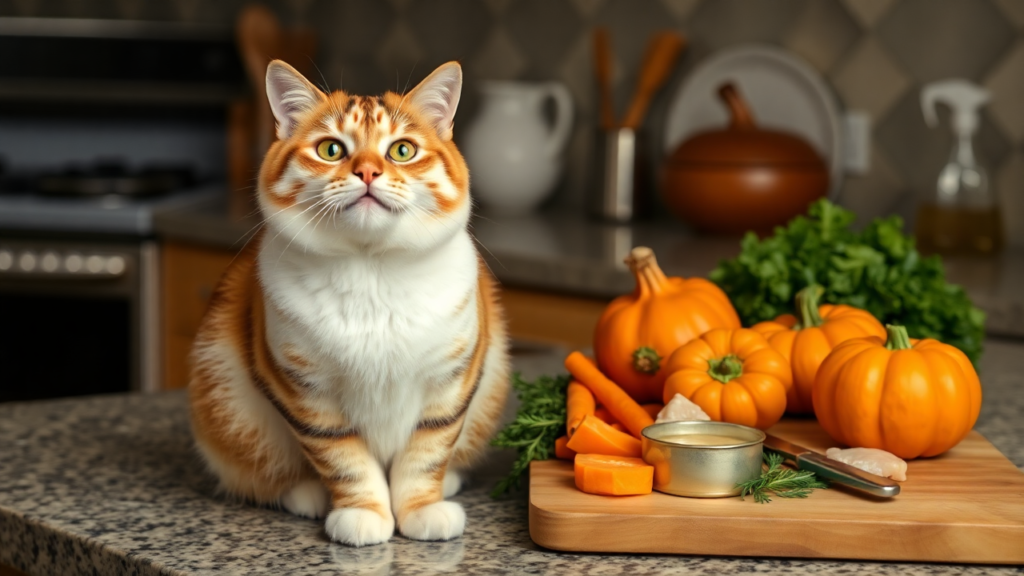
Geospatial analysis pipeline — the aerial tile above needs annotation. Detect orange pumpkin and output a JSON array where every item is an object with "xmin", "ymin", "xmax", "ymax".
[
  {"xmin": 751, "ymin": 285, "xmax": 885, "ymax": 415},
  {"xmin": 661, "ymin": 328, "xmax": 792, "ymax": 430},
  {"xmin": 594, "ymin": 246, "xmax": 740, "ymax": 403},
  {"xmin": 813, "ymin": 325, "xmax": 982, "ymax": 459}
]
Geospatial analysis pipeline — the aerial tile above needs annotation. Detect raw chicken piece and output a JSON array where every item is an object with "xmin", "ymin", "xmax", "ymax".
[
  {"xmin": 826, "ymin": 447, "xmax": 908, "ymax": 482},
  {"xmin": 656, "ymin": 394, "xmax": 710, "ymax": 423}
]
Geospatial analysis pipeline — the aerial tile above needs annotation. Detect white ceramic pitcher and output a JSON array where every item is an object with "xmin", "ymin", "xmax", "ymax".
[{"xmin": 463, "ymin": 81, "xmax": 573, "ymax": 215}]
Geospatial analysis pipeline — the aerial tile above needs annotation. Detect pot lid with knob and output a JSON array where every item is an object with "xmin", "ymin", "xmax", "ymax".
[{"xmin": 667, "ymin": 83, "xmax": 827, "ymax": 168}]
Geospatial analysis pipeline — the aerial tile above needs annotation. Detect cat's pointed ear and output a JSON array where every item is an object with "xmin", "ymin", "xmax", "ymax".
[
  {"xmin": 407, "ymin": 61, "xmax": 462, "ymax": 141},
  {"xmin": 266, "ymin": 60, "xmax": 325, "ymax": 140}
]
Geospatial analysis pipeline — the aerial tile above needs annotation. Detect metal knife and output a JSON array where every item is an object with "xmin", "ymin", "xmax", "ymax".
[{"xmin": 763, "ymin": 434, "xmax": 901, "ymax": 498}]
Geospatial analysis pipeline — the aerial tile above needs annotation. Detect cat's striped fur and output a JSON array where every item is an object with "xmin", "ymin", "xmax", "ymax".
[{"xmin": 189, "ymin": 61, "xmax": 509, "ymax": 546}]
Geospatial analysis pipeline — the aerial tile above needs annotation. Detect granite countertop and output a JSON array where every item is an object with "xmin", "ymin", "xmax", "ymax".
[
  {"xmin": 2, "ymin": 340, "xmax": 1023, "ymax": 576},
  {"xmin": 153, "ymin": 195, "xmax": 1024, "ymax": 338}
]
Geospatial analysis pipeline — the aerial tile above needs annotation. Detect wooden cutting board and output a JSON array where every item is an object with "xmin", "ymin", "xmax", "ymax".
[{"xmin": 529, "ymin": 420, "xmax": 1024, "ymax": 564}]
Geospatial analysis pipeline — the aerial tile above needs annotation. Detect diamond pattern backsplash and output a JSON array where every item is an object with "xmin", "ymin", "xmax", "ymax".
[{"xmin": 4, "ymin": 0, "xmax": 1024, "ymax": 246}]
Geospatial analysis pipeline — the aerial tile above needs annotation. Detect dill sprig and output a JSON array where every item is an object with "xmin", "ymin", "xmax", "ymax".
[
  {"xmin": 737, "ymin": 452, "xmax": 830, "ymax": 503},
  {"xmin": 489, "ymin": 373, "xmax": 570, "ymax": 498}
]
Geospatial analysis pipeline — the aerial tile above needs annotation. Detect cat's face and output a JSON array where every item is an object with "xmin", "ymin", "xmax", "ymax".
[{"xmin": 258, "ymin": 61, "xmax": 469, "ymax": 254}]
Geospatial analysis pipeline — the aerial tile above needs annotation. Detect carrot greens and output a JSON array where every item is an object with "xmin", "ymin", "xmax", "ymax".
[{"xmin": 490, "ymin": 373, "xmax": 569, "ymax": 498}]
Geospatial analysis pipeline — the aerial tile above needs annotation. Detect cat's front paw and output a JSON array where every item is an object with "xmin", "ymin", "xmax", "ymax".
[
  {"xmin": 398, "ymin": 501, "xmax": 466, "ymax": 541},
  {"xmin": 325, "ymin": 507, "xmax": 394, "ymax": 547}
]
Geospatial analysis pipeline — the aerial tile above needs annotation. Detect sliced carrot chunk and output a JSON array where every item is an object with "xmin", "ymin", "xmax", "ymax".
[
  {"xmin": 554, "ymin": 435, "xmax": 576, "ymax": 460},
  {"xmin": 574, "ymin": 453, "xmax": 654, "ymax": 496},
  {"xmin": 609, "ymin": 422, "xmax": 628, "ymax": 434},
  {"xmin": 565, "ymin": 415, "xmax": 641, "ymax": 458}
]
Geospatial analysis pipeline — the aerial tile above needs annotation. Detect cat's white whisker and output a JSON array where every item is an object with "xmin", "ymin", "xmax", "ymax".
[
  {"xmin": 240, "ymin": 194, "xmax": 318, "ymax": 243},
  {"xmin": 284, "ymin": 198, "xmax": 339, "ymax": 259},
  {"xmin": 265, "ymin": 194, "xmax": 335, "ymax": 256},
  {"xmin": 220, "ymin": 195, "xmax": 327, "ymax": 272},
  {"xmin": 305, "ymin": 200, "xmax": 339, "ymax": 252}
]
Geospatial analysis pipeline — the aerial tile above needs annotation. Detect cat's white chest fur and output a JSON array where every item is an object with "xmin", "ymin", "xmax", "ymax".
[{"xmin": 258, "ymin": 230, "xmax": 479, "ymax": 461}]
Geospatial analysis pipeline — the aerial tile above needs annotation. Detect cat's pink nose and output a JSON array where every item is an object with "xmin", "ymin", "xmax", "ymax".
[{"xmin": 353, "ymin": 162, "xmax": 382, "ymax": 184}]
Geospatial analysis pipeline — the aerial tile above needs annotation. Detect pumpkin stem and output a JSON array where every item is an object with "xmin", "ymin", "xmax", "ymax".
[
  {"xmin": 884, "ymin": 324, "xmax": 913, "ymax": 351},
  {"xmin": 625, "ymin": 246, "xmax": 669, "ymax": 296},
  {"xmin": 795, "ymin": 284, "xmax": 825, "ymax": 329},
  {"xmin": 632, "ymin": 346, "xmax": 661, "ymax": 374},
  {"xmin": 707, "ymin": 354, "xmax": 743, "ymax": 384}
]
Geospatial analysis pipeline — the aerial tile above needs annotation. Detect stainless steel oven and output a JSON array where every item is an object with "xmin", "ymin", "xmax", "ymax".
[
  {"xmin": 0, "ymin": 238, "xmax": 160, "ymax": 401},
  {"xmin": 0, "ymin": 16, "xmax": 244, "ymax": 402}
]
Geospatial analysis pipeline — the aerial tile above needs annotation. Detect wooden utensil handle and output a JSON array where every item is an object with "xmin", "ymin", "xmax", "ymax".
[
  {"xmin": 593, "ymin": 28, "xmax": 616, "ymax": 130},
  {"xmin": 621, "ymin": 32, "xmax": 685, "ymax": 130}
]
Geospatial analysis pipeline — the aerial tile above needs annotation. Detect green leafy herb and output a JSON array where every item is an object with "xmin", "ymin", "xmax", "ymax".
[
  {"xmin": 490, "ymin": 373, "xmax": 570, "ymax": 498},
  {"xmin": 709, "ymin": 199, "xmax": 985, "ymax": 365},
  {"xmin": 737, "ymin": 452, "xmax": 829, "ymax": 504}
]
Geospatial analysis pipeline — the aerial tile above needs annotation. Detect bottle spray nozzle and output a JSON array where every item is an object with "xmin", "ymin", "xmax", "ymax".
[{"xmin": 921, "ymin": 79, "xmax": 990, "ymax": 136}]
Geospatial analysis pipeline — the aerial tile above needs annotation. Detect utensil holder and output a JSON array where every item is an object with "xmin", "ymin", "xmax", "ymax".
[{"xmin": 593, "ymin": 128, "xmax": 650, "ymax": 222}]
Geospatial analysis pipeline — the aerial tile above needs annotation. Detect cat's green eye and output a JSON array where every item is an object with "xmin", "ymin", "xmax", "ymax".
[
  {"xmin": 388, "ymin": 140, "xmax": 416, "ymax": 162},
  {"xmin": 316, "ymin": 140, "xmax": 345, "ymax": 161}
]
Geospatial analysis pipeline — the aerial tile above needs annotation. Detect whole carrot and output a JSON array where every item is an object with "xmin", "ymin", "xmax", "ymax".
[
  {"xmin": 565, "ymin": 351, "xmax": 654, "ymax": 438},
  {"xmin": 566, "ymin": 380, "xmax": 596, "ymax": 438}
]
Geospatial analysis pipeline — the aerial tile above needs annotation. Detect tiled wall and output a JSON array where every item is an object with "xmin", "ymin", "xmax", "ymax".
[{"xmin": 5, "ymin": 0, "xmax": 1023, "ymax": 245}]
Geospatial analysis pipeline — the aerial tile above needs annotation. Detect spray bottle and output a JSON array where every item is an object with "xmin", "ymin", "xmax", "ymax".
[{"xmin": 916, "ymin": 79, "xmax": 1003, "ymax": 255}]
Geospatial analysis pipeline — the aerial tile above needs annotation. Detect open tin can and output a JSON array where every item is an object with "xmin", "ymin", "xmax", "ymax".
[{"xmin": 641, "ymin": 421, "xmax": 765, "ymax": 498}]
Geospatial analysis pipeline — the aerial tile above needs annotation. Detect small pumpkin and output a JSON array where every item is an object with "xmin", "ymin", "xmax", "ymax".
[
  {"xmin": 594, "ymin": 246, "xmax": 740, "ymax": 403},
  {"xmin": 661, "ymin": 328, "xmax": 792, "ymax": 430},
  {"xmin": 813, "ymin": 325, "xmax": 982, "ymax": 459},
  {"xmin": 751, "ymin": 285, "xmax": 885, "ymax": 415}
]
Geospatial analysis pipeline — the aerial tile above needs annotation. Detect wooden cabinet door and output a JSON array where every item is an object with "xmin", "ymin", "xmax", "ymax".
[
  {"xmin": 500, "ymin": 287, "xmax": 608, "ymax": 351},
  {"xmin": 161, "ymin": 242, "xmax": 236, "ymax": 390}
]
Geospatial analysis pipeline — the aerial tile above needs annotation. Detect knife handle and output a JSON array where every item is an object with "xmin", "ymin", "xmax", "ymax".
[{"xmin": 797, "ymin": 452, "xmax": 901, "ymax": 498}]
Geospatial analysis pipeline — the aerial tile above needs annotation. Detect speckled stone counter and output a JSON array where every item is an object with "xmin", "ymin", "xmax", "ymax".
[
  {"xmin": 154, "ymin": 195, "xmax": 1024, "ymax": 338},
  {"xmin": 2, "ymin": 342, "xmax": 1023, "ymax": 576}
]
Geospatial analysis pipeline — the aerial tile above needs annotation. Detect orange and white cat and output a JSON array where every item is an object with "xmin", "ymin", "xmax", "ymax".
[{"xmin": 188, "ymin": 60, "xmax": 509, "ymax": 546}]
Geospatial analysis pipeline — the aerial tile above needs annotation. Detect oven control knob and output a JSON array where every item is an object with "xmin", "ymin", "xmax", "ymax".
[
  {"xmin": 64, "ymin": 254, "xmax": 83, "ymax": 273},
  {"xmin": 19, "ymin": 252, "xmax": 37, "ymax": 272},
  {"xmin": 41, "ymin": 252, "xmax": 60, "ymax": 273},
  {"xmin": 85, "ymin": 255, "xmax": 105, "ymax": 274},
  {"xmin": 106, "ymin": 255, "xmax": 126, "ymax": 275},
  {"xmin": 0, "ymin": 250, "xmax": 12, "ymax": 271}
]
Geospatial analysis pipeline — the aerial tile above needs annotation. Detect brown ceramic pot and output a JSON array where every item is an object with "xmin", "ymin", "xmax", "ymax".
[{"xmin": 661, "ymin": 83, "xmax": 828, "ymax": 235}]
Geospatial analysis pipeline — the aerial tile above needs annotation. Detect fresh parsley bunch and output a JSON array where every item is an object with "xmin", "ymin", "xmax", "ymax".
[
  {"xmin": 490, "ymin": 373, "xmax": 570, "ymax": 498},
  {"xmin": 710, "ymin": 199, "xmax": 985, "ymax": 365}
]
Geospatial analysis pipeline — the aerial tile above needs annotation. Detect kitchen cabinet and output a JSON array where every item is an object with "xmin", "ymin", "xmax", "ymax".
[
  {"xmin": 161, "ymin": 241, "xmax": 235, "ymax": 390},
  {"xmin": 500, "ymin": 288, "xmax": 606, "ymax": 350},
  {"xmin": 159, "ymin": 241, "xmax": 608, "ymax": 390}
]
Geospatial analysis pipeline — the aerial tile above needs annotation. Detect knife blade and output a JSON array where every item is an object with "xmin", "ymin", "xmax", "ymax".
[{"xmin": 763, "ymin": 434, "xmax": 900, "ymax": 498}]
